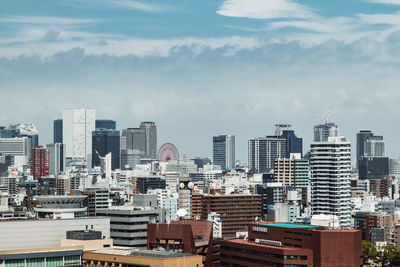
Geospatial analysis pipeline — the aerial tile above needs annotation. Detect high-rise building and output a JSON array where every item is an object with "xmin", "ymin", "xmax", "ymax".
[
  {"xmin": 62, "ymin": 108, "xmax": 96, "ymax": 160},
  {"xmin": 46, "ymin": 143, "xmax": 65, "ymax": 177},
  {"xmin": 359, "ymin": 157, "xmax": 389, "ymax": 180},
  {"xmin": 273, "ymin": 153, "xmax": 309, "ymax": 189},
  {"xmin": 92, "ymin": 129, "xmax": 120, "ymax": 170},
  {"xmin": 53, "ymin": 119, "xmax": 63, "ymax": 144},
  {"xmin": 30, "ymin": 146, "xmax": 49, "ymax": 180},
  {"xmin": 121, "ymin": 122, "xmax": 157, "ymax": 159},
  {"xmin": 140, "ymin": 122, "xmax": 157, "ymax": 159},
  {"xmin": 313, "ymin": 122, "xmax": 338, "ymax": 142},
  {"xmin": 310, "ymin": 136, "xmax": 352, "ymax": 229},
  {"xmin": 357, "ymin": 130, "xmax": 385, "ymax": 167},
  {"xmin": 275, "ymin": 124, "xmax": 302, "ymax": 157},
  {"xmin": 0, "ymin": 124, "xmax": 39, "ymax": 149},
  {"xmin": 95, "ymin": 120, "xmax": 116, "ymax": 130},
  {"xmin": 0, "ymin": 137, "xmax": 30, "ymax": 157},
  {"xmin": 213, "ymin": 135, "xmax": 235, "ymax": 170},
  {"xmin": 248, "ymin": 136, "xmax": 286, "ymax": 173}
]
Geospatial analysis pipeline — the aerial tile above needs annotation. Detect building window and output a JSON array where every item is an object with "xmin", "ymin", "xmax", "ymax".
[
  {"xmin": 64, "ymin": 255, "xmax": 81, "ymax": 266},
  {"xmin": 5, "ymin": 259, "xmax": 25, "ymax": 267}
]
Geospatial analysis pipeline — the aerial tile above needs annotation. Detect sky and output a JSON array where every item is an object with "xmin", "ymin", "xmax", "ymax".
[{"xmin": 1, "ymin": 0, "xmax": 400, "ymax": 162}]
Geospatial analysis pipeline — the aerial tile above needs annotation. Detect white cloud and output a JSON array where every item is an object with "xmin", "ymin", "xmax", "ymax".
[
  {"xmin": 0, "ymin": 15, "xmax": 97, "ymax": 25},
  {"xmin": 104, "ymin": 0, "xmax": 172, "ymax": 12},
  {"xmin": 366, "ymin": 0, "xmax": 400, "ymax": 5},
  {"xmin": 358, "ymin": 12, "xmax": 400, "ymax": 25},
  {"xmin": 217, "ymin": 0, "xmax": 314, "ymax": 19}
]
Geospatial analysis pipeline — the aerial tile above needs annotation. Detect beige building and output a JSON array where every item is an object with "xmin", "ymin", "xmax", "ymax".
[{"xmin": 82, "ymin": 249, "xmax": 202, "ymax": 267}]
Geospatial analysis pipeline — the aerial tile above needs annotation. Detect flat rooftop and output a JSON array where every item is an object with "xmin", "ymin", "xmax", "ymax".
[
  {"xmin": 259, "ymin": 223, "xmax": 319, "ymax": 229},
  {"xmin": 224, "ymin": 239, "xmax": 308, "ymax": 251}
]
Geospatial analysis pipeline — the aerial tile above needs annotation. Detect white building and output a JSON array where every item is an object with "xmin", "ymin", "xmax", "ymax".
[
  {"xmin": 310, "ymin": 136, "xmax": 352, "ymax": 229},
  {"xmin": 0, "ymin": 217, "xmax": 110, "ymax": 251},
  {"xmin": 47, "ymin": 143, "xmax": 65, "ymax": 177},
  {"xmin": 63, "ymin": 108, "xmax": 96, "ymax": 161}
]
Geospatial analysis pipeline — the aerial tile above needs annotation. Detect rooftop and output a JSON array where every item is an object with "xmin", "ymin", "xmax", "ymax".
[{"xmin": 259, "ymin": 223, "xmax": 319, "ymax": 229}]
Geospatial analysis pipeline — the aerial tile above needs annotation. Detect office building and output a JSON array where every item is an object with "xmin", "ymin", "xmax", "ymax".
[
  {"xmin": 140, "ymin": 121, "xmax": 157, "ymax": 159},
  {"xmin": 95, "ymin": 119, "xmax": 116, "ymax": 130},
  {"xmin": 122, "ymin": 122, "xmax": 157, "ymax": 159},
  {"xmin": 357, "ymin": 130, "xmax": 385, "ymax": 170},
  {"xmin": 275, "ymin": 124, "xmax": 303, "ymax": 157},
  {"xmin": 30, "ymin": 146, "xmax": 49, "ymax": 180},
  {"xmin": 256, "ymin": 183, "xmax": 284, "ymax": 217},
  {"xmin": 46, "ymin": 143, "xmax": 65, "ymax": 177},
  {"xmin": 0, "ymin": 137, "xmax": 30, "ymax": 157},
  {"xmin": 82, "ymin": 188, "xmax": 110, "ymax": 217},
  {"xmin": 220, "ymin": 222, "xmax": 362, "ymax": 267},
  {"xmin": 0, "ymin": 217, "xmax": 110, "ymax": 251},
  {"xmin": 121, "ymin": 149, "xmax": 141, "ymax": 169},
  {"xmin": 248, "ymin": 136, "xmax": 286, "ymax": 173},
  {"xmin": 310, "ymin": 136, "xmax": 352, "ymax": 229},
  {"xmin": 53, "ymin": 119, "xmax": 63, "ymax": 143},
  {"xmin": 0, "ymin": 123, "xmax": 39, "ymax": 149},
  {"xmin": 390, "ymin": 158, "xmax": 400, "ymax": 176},
  {"xmin": 273, "ymin": 153, "xmax": 309, "ymax": 189},
  {"xmin": 359, "ymin": 156, "xmax": 389, "ymax": 180},
  {"xmin": 92, "ymin": 129, "xmax": 120, "ymax": 170},
  {"xmin": 313, "ymin": 122, "xmax": 338, "ymax": 142},
  {"xmin": 201, "ymin": 194, "xmax": 261, "ymax": 237},
  {"xmin": 97, "ymin": 205, "xmax": 166, "ymax": 249},
  {"xmin": 62, "ymin": 108, "xmax": 96, "ymax": 160},
  {"xmin": 213, "ymin": 135, "xmax": 235, "ymax": 170}
]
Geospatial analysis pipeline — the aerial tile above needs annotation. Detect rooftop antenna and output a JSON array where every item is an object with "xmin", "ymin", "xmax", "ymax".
[{"xmin": 313, "ymin": 112, "xmax": 316, "ymax": 131}]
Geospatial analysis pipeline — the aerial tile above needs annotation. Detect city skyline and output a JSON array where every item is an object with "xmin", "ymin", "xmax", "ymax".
[{"xmin": 2, "ymin": 1, "xmax": 400, "ymax": 161}]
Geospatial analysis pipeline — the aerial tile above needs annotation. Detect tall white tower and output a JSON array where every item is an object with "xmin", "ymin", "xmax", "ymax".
[
  {"xmin": 310, "ymin": 136, "xmax": 351, "ymax": 229},
  {"xmin": 63, "ymin": 108, "xmax": 96, "ymax": 161}
]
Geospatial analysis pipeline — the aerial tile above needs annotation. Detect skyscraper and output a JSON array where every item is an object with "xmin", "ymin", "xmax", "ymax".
[
  {"xmin": 121, "ymin": 121, "xmax": 157, "ymax": 159},
  {"xmin": 140, "ymin": 122, "xmax": 157, "ymax": 159},
  {"xmin": 30, "ymin": 146, "xmax": 49, "ymax": 180},
  {"xmin": 313, "ymin": 122, "xmax": 338, "ymax": 142},
  {"xmin": 53, "ymin": 119, "xmax": 63, "ymax": 144},
  {"xmin": 95, "ymin": 120, "xmax": 116, "ymax": 130},
  {"xmin": 92, "ymin": 129, "xmax": 120, "ymax": 170},
  {"xmin": 62, "ymin": 108, "xmax": 96, "ymax": 160},
  {"xmin": 275, "ymin": 124, "xmax": 303, "ymax": 157},
  {"xmin": 46, "ymin": 143, "xmax": 65, "ymax": 177},
  {"xmin": 248, "ymin": 136, "xmax": 286, "ymax": 173},
  {"xmin": 213, "ymin": 135, "xmax": 235, "ymax": 170},
  {"xmin": 356, "ymin": 130, "xmax": 387, "ymax": 179},
  {"xmin": 310, "ymin": 136, "xmax": 351, "ymax": 229}
]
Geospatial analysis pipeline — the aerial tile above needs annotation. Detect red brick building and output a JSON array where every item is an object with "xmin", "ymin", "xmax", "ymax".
[
  {"xmin": 147, "ymin": 220, "xmax": 219, "ymax": 267},
  {"xmin": 30, "ymin": 146, "xmax": 49, "ymax": 179},
  {"xmin": 220, "ymin": 222, "xmax": 362, "ymax": 267}
]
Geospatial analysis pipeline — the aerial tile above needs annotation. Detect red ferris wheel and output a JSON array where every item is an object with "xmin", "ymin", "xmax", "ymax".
[{"xmin": 157, "ymin": 143, "xmax": 179, "ymax": 162}]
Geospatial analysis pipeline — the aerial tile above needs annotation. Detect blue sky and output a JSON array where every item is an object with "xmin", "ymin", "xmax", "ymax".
[{"xmin": 1, "ymin": 0, "xmax": 400, "ymax": 161}]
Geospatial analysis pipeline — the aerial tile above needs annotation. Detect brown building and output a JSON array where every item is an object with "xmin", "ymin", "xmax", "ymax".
[
  {"xmin": 355, "ymin": 212, "xmax": 398, "ymax": 243},
  {"xmin": 82, "ymin": 249, "xmax": 202, "ymax": 267},
  {"xmin": 147, "ymin": 220, "xmax": 219, "ymax": 267},
  {"xmin": 192, "ymin": 193, "xmax": 204, "ymax": 220},
  {"xmin": 220, "ymin": 222, "xmax": 362, "ymax": 267},
  {"xmin": 30, "ymin": 146, "xmax": 49, "ymax": 179},
  {"xmin": 370, "ymin": 176, "xmax": 395, "ymax": 198},
  {"xmin": 201, "ymin": 194, "xmax": 262, "ymax": 237}
]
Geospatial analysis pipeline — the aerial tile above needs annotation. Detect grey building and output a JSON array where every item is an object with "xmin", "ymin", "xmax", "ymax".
[
  {"xmin": 97, "ymin": 206, "xmax": 165, "ymax": 249},
  {"xmin": 121, "ymin": 122, "xmax": 157, "ymax": 159},
  {"xmin": 121, "ymin": 149, "xmax": 141, "ymax": 170},
  {"xmin": 0, "ymin": 137, "xmax": 30, "ymax": 157},
  {"xmin": 82, "ymin": 188, "xmax": 110, "ymax": 216},
  {"xmin": 47, "ymin": 143, "xmax": 65, "ymax": 176},
  {"xmin": 313, "ymin": 122, "xmax": 338, "ymax": 142},
  {"xmin": 256, "ymin": 182, "xmax": 284, "ymax": 217},
  {"xmin": 213, "ymin": 135, "xmax": 235, "ymax": 170},
  {"xmin": 248, "ymin": 136, "xmax": 286, "ymax": 173},
  {"xmin": 0, "ymin": 217, "xmax": 110, "ymax": 251},
  {"xmin": 135, "ymin": 176, "xmax": 166, "ymax": 194},
  {"xmin": 357, "ymin": 130, "xmax": 385, "ymax": 169},
  {"xmin": 275, "ymin": 124, "xmax": 303, "ymax": 157}
]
